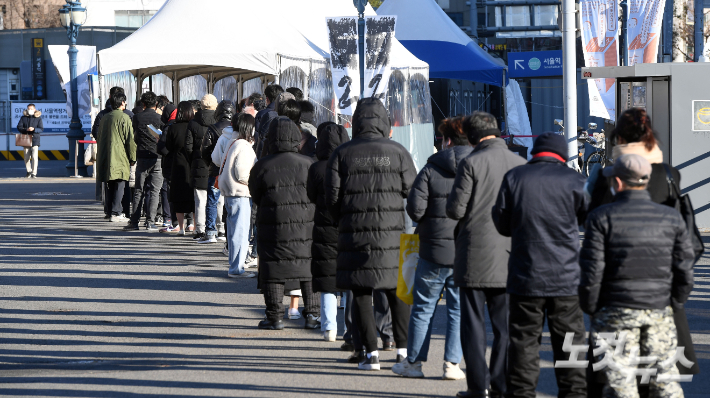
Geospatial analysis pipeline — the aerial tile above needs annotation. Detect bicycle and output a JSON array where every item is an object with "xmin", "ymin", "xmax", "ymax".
[{"xmin": 578, "ymin": 123, "xmax": 608, "ymax": 177}]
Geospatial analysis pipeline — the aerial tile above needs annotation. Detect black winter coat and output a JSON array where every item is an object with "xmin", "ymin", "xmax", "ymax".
[
  {"xmin": 493, "ymin": 156, "xmax": 589, "ymax": 296},
  {"xmin": 132, "ymin": 108, "xmax": 163, "ymax": 159},
  {"xmin": 579, "ymin": 190, "xmax": 694, "ymax": 313},
  {"xmin": 165, "ymin": 121, "xmax": 193, "ymax": 204},
  {"xmin": 187, "ymin": 110, "xmax": 215, "ymax": 190},
  {"xmin": 255, "ymin": 103, "xmax": 278, "ymax": 159},
  {"xmin": 590, "ymin": 163, "xmax": 680, "ymax": 211},
  {"xmin": 17, "ymin": 111, "xmax": 43, "ymax": 147},
  {"xmin": 325, "ymin": 99, "xmax": 417, "ymax": 290},
  {"xmin": 202, "ymin": 119, "xmax": 231, "ymax": 177},
  {"xmin": 406, "ymin": 145, "xmax": 473, "ymax": 267},
  {"xmin": 248, "ymin": 117, "xmax": 316, "ymax": 284},
  {"xmin": 307, "ymin": 123, "xmax": 350, "ymax": 293},
  {"xmin": 446, "ymin": 138, "xmax": 527, "ymax": 289}
]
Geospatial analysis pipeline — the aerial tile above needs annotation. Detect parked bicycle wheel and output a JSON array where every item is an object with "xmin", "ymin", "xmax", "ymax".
[{"xmin": 584, "ymin": 152, "xmax": 604, "ymax": 177}]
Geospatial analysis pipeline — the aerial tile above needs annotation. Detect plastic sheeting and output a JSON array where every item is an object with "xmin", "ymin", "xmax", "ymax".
[
  {"xmin": 180, "ymin": 75, "xmax": 207, "ymax": 101},
  {"xmin": 150, "ymin": 74, "xmax": 173, "ymax": 102},
  {"xmin": 243, "ymin": 77, "xmax": 263, "ymax": 96},
  {"xmin": 101, "ymin": 71, "xmax": 137, "ymax": 109},
  {"xmin": 505, "ymin": 79, "xmax": 533, "ymax": 159},
  {"xmin": 214, "ymin": 76, "xmax": 237, "ymax": 103},
  {"xmin": 278, "ymin": 57, "xmax": 337, "ymax": 127}
]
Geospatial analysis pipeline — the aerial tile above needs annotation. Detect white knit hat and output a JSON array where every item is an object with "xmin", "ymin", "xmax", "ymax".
[{"xmin": 201, "ymin": 94, "xmax": 218, "ymax": 110}]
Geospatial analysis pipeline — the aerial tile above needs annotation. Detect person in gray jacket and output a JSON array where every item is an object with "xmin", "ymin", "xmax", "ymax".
[{"xmin": 446, "ymin": 111, "xmax": 526, "ymax": 398}]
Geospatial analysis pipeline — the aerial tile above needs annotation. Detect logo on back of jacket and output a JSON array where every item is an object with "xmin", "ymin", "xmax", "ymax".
[{"xmin": 353, "ymin": 157, "xmax": 390, "ymax": 167}]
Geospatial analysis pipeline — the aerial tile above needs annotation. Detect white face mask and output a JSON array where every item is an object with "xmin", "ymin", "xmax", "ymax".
[{"xmin": 27, "ymin": 109, "xmax": 35, "ymax": 116}]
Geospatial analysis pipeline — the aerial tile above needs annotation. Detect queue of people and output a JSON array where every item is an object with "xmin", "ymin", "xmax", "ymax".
[{"xmin": 93, "ymin": 83, "xmax": 696, "ymax": 398}]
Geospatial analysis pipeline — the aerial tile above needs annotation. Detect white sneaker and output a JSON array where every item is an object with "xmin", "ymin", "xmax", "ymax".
[
  {"xmin": 245, "ymin": 256, "xmax": 258, "ymax": 268},
  {"xmin": 109, "ymin": 214, "xmax": 129, "ymax": 223},
  {"xmin": 392, "ymin": 360, "xmax": 424, "ymax": 378},
  {"xmin": 227, "ymin": 272, "xmax": 256, "ymax": 278},
  {"xmin": 288, "ymin": 308, "xmax": 302, "ymax": 320},
  {"xmin": 442, "ymin": 361, "xmax": 466, "ymax": 380},
  {"xmin": 324, "ymin": 330, "xmax": 336, "ymax": 342},
  {"xmin": 222, "ymin": 245, "xmax": 229, "ymax": 257}
]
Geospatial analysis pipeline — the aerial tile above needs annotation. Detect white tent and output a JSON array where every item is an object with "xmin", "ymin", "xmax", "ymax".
[{"xmin": 97, "ymin": 0, "xmax": 433, "ymax": 168}]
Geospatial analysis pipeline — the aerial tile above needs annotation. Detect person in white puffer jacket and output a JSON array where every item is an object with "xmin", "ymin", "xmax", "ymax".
[{"xmin": 214, "ymin": 113, "xmax": 257, "ymax": 278}]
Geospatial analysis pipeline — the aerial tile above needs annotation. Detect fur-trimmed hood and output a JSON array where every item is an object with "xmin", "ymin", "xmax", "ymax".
[{"xmin": 23, "ymin": 110, "xmax": 42, "ymax": 118}]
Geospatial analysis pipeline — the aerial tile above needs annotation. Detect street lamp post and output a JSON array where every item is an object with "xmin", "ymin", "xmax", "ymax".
[
  {"xmin": 354, "ymin": 0, "xmax": 368, "ymax": 99},
  {"xmin": 59, "ymin": 0, "xmax": 88, "ymax": 177}
]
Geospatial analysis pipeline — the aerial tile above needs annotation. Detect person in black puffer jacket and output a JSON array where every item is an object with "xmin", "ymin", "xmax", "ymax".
[
  {"xmin": 187, "ymin": 94, "xmax": 217, "ymax": 239},
  {"xmin": 325, "ymin": 98, "xmax": 417, "ymax": 370},
  {"xmin": 157, "ymin": 103, "xmax": 177, "ymax": 226},
  {"xmin": 16, "ymin": 104, "xmax": 43, "ymax": 178},
  {"xmin": 200, "ymin": 100, "xmax": 235, "ymax": 243},
  {"xmin": 307, "ymin": 122, "xmax": 350, "ymax": 341},
  {"xmin": 249, "ymin": 116, "xmax": 320, "ymax": 330},
  {"xmin": 579, "ymin": 154, "xmax": 694, "ymax": 398},
  {"xmin": 392, "ymin": 117, "xmax": 472, "ymax": 380}
]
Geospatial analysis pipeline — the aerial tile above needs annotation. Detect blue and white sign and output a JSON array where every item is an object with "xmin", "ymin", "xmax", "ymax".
[{"xmin": 508, "ymin": 50, "xmax": 563, "ymax": 78}]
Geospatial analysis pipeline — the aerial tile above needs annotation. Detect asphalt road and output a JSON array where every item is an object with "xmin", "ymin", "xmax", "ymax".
[{"xmin": 1, "ymin": 178, "xmax": 709, "ymax": 397}]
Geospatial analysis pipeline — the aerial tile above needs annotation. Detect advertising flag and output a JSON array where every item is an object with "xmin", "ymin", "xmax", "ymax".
[
  {"xmin": 580, "ymin": 0, "xmax": 619, "ymax": 120},
  {"xmin": 326, "ymin": 17, "xmax": 360, "ymax": 116},
  {"xmin": 626, "ymin": 0, "xmax": 666, "ymax": 65},
  {"xmin": 363, "ymin": 16, "xmax": 396, "ymax": 103}
]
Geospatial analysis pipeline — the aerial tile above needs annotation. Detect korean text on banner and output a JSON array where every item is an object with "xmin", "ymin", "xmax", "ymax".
[
  {"xmin": 47, "ymin": 45, "xmax": 97, "ymax": 121},
  {"xmin": 326, "ymin": 17, "xmax": 360, "ymax": 116},
  {"xmin": 363, "ymin": 16, "xmax": 396, "ymax": 104},
  {"xmin": 396, "ymin": 234, "xmax": 419, "ymax": 305},
  {"xmin": 580, "ymin": 0, "xmax": 618, "ymax": 121},
  {"xmin": 626, "ymin": 0, "xmax": 666, "ymax": 65},
  {"xmin": 11, "ymin": 102, "xmax": 91, "ymax": 133}
]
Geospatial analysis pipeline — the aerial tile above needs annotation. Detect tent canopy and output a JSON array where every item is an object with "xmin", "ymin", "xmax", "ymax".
[
  {"xmin": 97, "ymin": 0, "xmax": 427, "ymax": 82},
  {"xmin": 376, "ymin": 0, "xmax": 507, "ymax": 86}
]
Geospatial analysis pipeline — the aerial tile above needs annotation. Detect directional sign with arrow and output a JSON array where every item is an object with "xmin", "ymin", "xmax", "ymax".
[{"xmin": 508, "ymin": 50, "xmax": 562, "ymax": 78}]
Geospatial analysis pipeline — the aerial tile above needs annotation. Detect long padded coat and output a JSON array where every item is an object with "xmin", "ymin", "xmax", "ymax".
[
  {"xmin": 325, "ymin": 99, "xmax": 417, "ymax": 290},
  {"xmin": 248, "ymin": 117, "xmax": 316, "ymax": 284},
  {"xmin": 307, "ymin": 123, "xmax": 350, "ymax": 293}
]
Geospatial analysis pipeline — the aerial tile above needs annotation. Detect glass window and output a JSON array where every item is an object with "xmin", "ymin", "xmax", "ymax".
[
  {"xmin": 115, "ymin": 10, "xmax": 156, "ymax": 28},
  {"xmin": 535, "ymin": 5, "xmax": 557, "ymax": 26},
  {"xmin": 506, "ymin": 6, "xmax": 531, "ymax": 26},
  {"xmin": 446, "ymin": 12, "xmax": 464, "ymax": 26}
]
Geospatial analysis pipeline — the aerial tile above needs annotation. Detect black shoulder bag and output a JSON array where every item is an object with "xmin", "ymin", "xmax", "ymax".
[{"xmin": 663, "ymin": 164, "xmax": 705, "ymax": 262}]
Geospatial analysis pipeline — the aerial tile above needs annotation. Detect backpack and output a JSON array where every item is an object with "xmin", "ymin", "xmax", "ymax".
[{"xmin": 663, "ymin": 164, "xmax": 705, "ymax": 262}]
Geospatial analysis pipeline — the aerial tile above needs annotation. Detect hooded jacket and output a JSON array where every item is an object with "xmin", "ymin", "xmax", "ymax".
[
  {"xmin": 307, "ymin": 123, "xmax": 351, "ymax": 293},
  {"xmin": 17, "ymin": 110, "xmax": 43, "ymax": 147},
  {"xmin": 406, "ymin": 145, "xmax": 473, "ymax": 267},
  {"xmin": 446, "ymin": 138, "xmax": 526, "ymax": 289},
  {"xmin": 186, "ymin": 109, "xmax": 216, "ymax": 190},
  {"xmin": 325, "ymin": 98, "xmax": 417, "ymax": 290},
  {"xmin": 217, "ymin": 138, "xmax": 256, "ymax": 198},
  {"xmin": 299, "ymin": 122, "xmax": 318, "ymax": 158},
  {"xmin": 157, "ymin": 104, "xmax": 177, "ymax": 179},
  {"xmin": 493, "ymin": 156, "xmax": 589, "ymax": 296},
  {"xmin": 248, "ymin": 117, "xmax": 316, "ymax": 284}
]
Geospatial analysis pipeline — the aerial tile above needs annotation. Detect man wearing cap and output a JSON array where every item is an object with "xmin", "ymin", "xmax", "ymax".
[
  {"xmin": 579, "ymin": 153, "xmax": 694, "ymax": 398},
  {"xmin": 493, "ymin": 132, "xmax": 588, "ymax": 398}
]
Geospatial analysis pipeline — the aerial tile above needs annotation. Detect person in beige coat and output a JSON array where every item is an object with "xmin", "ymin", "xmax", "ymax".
[{"xmin": 215, "ymin": 113, "xmax": 257, "ymax": 278}]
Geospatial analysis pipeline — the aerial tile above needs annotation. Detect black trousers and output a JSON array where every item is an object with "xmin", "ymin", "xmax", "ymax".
[
  {"xmin": 160, "ymin": 179, "xmax": 171, "ymax": 220},
  {"xmin": 374, "ymin": 290, "xmax": 395, "ymax": 343},
  {"xmin": 352, "ymin": 288, "xmax": 408, "ymax": 353},
  {"xmin": 263, "ymin": 281, "xmax": 320, "ymax": 321},
  {"xmin": 106, "ymin": 180, "xmax": 126, "ymax": 216},
  {"xmin": 461, "ymin": 288, "xmax": 508, "ymax": 394},
  {"xmin": 506, "ymin": 295, "xmax": 586, "ymax": 398}
]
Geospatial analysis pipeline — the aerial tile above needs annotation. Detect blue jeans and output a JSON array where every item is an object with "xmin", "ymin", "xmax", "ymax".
[
  {"xmin": 225, "ymin": 196, "xmax": 251, "ymax": 275},
  {"xmin": 321, "ymin": 292, "xmax": 337, "ymax": 332},
  {"xmin": 206, "ymin": 176, "xmax": 225, "ymax": 237},
  {"xmin": 407, "ymin": 257, "xmax": 462, "ymax": 364}
]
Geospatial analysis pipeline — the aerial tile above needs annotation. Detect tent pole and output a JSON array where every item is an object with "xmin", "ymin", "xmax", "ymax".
[
  {"xmin": 502, "ymin": 69, "xmax": 508, "ymax": 135},
  {"xmin": 237, "ymin": 75, "xmax": 244, "ymax": 103},
  {"xmin": 136, "ymin": 71, "xmax": 142, "ymax": 107}
]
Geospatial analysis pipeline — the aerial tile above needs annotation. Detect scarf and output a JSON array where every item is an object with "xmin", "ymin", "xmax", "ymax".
[
  {"xmin": 532, "ymin": 152, "xmax": 566, "ymax": 163},
  {"xmin": 612, "ymin": 142, "xmax": 663, "ymax": 164}
]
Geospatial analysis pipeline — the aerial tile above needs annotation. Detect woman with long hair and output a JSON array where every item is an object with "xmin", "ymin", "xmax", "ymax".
[
  {"xmin": 214, "ymin": 113, "xmax": 257, "ymax": 278},
  {"xmin": 161, "ymin": 101, "xmax": 195, "ymax": 235}
]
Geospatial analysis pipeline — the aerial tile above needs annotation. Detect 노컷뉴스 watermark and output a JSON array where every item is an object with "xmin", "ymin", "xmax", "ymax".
[{"xmin": 554, "ymin": 332, "xmax": 694, "ymax": 383}]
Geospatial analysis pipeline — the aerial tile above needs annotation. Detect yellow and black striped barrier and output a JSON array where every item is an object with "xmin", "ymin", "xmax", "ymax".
[{"xmin": 0, "ymin": 150, "xmax": 69, "ymax": 161}]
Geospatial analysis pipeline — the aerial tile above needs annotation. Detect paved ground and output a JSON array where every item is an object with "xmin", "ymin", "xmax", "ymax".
[{"xmin": 1, "ymin": 178, "xmax": 709, "ymax": 397}]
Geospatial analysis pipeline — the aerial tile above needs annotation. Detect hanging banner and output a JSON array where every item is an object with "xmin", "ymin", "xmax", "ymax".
[
  {"xmin": 363, "ymin": 15, "xmax": 396, "ymax": 103},
  {"xmin": 32, "ymin": 38, "xmax": 46, "ymax": 100},
  {"xmin": 626, "ymin": 0, "xmax": 666, "ymax": 65},
  {"xmin": 580, "ymin": 0, "xmax": 619, "ymax": 120},
  {"xmin": 326, "ymin": 17, "xmax": 360, "ymax": 116},
  {"xmin": 48, "ymin": 45, "xmax": 97, "ymax": 121}
]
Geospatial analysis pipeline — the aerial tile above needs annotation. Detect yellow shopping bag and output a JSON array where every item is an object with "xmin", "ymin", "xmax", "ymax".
[{"xmin": 396, "ymin": 234, "xmax": 420, "ymax": 305}]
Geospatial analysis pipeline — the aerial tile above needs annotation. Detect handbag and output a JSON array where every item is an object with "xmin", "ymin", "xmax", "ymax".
[
  {"xmin": 215, "ymin": 139, "xmax": 238, "ymax": 190},
  {"xmin": 663, "ymin": 164, "xmax": 705, "ymax": 261},
  {"xmin": 396, "ymin": 234, "xmax": 420, "ymax": 305},
  {"xmin": 15, "ymin": 133, "xmax": 32, "ymax": 147}
]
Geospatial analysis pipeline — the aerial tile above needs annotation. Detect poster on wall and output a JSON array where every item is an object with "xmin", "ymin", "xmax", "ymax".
[
  {"xmin": 626, "ymin": 0, "xmax": 666, "ymax": 65},
  {"xmin": 11, "ymin": 102, "xmax": 91, "ymax": 133},
  {"xmin": 580, "ymin": 0, "xmax": 619, "ymax": 120},
  {"xmin": 47, "ymin": 45, "xmax": 97, "ymax": 121},
  {"xmin": 326, "ymin": 17, "xmax": 360, "ymax": 116},
  {"xmin": 363, "ymin": 16, "xmax": 396, "ymax": 104},
  {"xmin": 32, "ymin": 38, "xmax": 46, "ymax": 100}
]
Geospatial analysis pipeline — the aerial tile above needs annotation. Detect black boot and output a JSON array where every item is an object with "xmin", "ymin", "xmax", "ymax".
[{"xmin": 258, "ymin": 318, "xmax": 284, "ymax": 330}]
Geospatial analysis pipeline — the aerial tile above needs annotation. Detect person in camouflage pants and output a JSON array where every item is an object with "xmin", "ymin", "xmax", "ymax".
[
  {"xmin": 591, "ymin": 306, "xmax": 684, "ymax": 398},
  {"xmin": 579, "ymin": 154, "xmax": 694, "ymax": 398}
]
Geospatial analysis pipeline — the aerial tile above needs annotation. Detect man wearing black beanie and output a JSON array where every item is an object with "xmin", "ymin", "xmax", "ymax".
[
  {"xmin": 446, "ymin": 111, "xmax": 526, "ymax": 398},
  {"xmin": 492, "ymin": 132, "xmax": 589, "ymax": 398}
]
